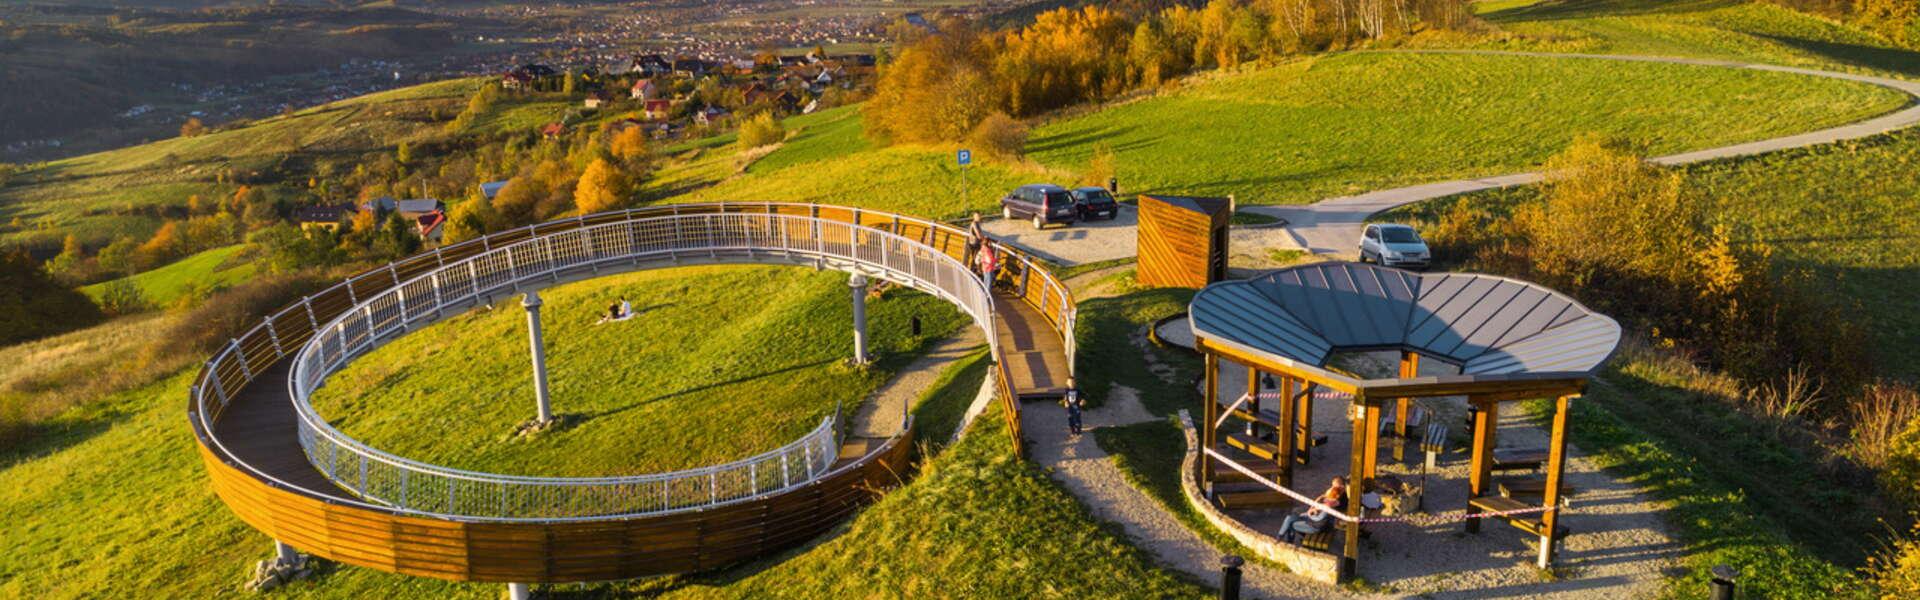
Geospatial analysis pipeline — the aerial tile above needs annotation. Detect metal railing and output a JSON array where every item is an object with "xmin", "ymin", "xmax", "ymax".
[
  {"xmin": 187, "ymin": 202, "xmax": 1078, "ymax": 522},
  {"xmin": 285, "ymin": 212, "xmax": 993, "ymax": 520}
]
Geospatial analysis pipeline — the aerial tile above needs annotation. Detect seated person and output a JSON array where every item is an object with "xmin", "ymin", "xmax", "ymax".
[
  {"xmin": 597, "ymin": 298, "xmax": 634, "ymax": 324},
  {"xmin": 1280, "ymin": 476, "xmax": 1348, "ymax": 543}
]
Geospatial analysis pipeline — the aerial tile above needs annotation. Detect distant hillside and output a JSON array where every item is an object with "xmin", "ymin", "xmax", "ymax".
[{"xmin": 0, "ymin": 3, "xmax": 505, "ymax": 157}]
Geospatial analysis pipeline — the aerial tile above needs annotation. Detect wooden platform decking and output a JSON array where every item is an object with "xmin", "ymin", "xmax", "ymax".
[
  {"xmin": 993, "ymin": 291, "xmax": 1070, "ymax": 399},
  {"xmin": 211, "ymin": 361, "xmax": 356, "ymax": 500}
]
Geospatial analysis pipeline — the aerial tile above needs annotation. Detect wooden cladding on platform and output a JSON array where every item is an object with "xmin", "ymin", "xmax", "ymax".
[
  {"xmin": 1136, "ymin": 195, "xmax": 1232, "ymax": 289},
  {"xmin": 198, "ymin": 433, "xmax": 912, "ymax": 583}
]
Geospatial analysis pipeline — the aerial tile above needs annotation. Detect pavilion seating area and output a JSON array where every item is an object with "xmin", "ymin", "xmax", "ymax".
[{"xmin": 1182, "ymin": 262, "xmax": 1622, "ymax": 583}]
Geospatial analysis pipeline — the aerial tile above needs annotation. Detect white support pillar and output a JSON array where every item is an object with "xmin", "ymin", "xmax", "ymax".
[
  {"xmin": 849, "ymin": 273, "xmax": 870, "ymax": 365},
  {"xmin": 507, "ymin": 583, "xmax": 531, "ymax": 600},
  {"xmin": 522, "ymin": 292, "xmax": 553, "ymax": 424},
  {"xmin": 274, "ymin": 541, "xmax": 299, "ymax": 563}
]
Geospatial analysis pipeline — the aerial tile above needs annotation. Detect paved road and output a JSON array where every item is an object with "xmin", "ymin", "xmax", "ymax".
[
  {"xmin": 1244, "ymin": 50, "xmax": 1920, "ymax": 259},
  {"xmin": 983, "ymin": 50, "xmax": 1920, "ymax": 265}
]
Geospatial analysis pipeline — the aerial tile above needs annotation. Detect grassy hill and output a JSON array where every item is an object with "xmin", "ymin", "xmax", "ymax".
[
  {"xmin": 1469, "ymin": 0, "xmax": 1920, "ymax": 79},
  {"xmin": 311, "ymin": 265, "xmax": 967, "ymax": 477},
  {"xmin": 0, "ymin": 318, "xmax": 1205, "ymax": 599},
  {"xmin": 0, "ymin": 3, "xmax": 504, "ymax": 157},
  {"xmin": 1023, "ymin": 50, "xmax": 1906, "ymax": 204},
  {"xmin": 78, "ymin": 244, "xmax": 255, "ymax": 307}
]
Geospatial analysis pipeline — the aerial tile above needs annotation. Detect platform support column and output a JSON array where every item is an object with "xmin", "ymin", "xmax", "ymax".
[
  {"xmin": 523, "ymin": 292, "xmax": 552, "ymax": 424},
  {"xmin": 275, "ymin": 541, "xmax": 299, "ymax": 563},
  {"xmin": 849, "ymin": 273, "xmax": 870, "ymax": 365},
  {"xmin": 507, "ymin": 583, "xmax": 530, "ymax": 600}
]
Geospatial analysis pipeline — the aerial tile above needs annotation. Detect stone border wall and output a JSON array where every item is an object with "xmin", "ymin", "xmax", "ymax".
[{"xmin": 1176, "ymin": 410, "xmax": 1341, "ymax": 585}]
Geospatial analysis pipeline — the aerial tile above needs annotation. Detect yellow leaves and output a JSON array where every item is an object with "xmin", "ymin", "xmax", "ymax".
[
  {"xmin": 609, "ymin": 126, "xmax": 650, "ymax": 164},
  {"xmin": 573, "ymin": 158, "xmax": 628, "ymax": 215}
]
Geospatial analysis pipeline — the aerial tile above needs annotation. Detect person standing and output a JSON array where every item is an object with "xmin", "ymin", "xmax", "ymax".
[
  {"xmin": 964, "ymin": 212, "xmax": 986, "ymax": 269},
  {"xmin": 1063, "ymin": 382, "xmax": 1084, "ymax": 436},
  {"xmin": 976, "ymin": 242, "xmax": 998, "ymax": 286}
]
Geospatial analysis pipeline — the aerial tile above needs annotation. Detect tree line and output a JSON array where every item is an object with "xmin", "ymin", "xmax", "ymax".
[{"xmin": 865, "ymin": 0, "xmax": 1475, "ymax": 146}]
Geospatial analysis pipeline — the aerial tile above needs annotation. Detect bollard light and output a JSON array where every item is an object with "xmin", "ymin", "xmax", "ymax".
[
  {"xmin": 1709, "ymin": 564, "xmax": 1738, "ymax": 600},
  {"xmin": 1219, "ymin": 555, "xmax": 1245, "ymax": 600}
]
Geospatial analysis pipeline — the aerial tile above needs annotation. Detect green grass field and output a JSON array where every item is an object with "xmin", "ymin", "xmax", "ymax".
[
  {"xmin": 311, "ymin": 265, "xmax": 966, "ymax": 477},
  {"xmin": 1025, "ymin": 51, "xmax": 1906, "ymax": 205},
  {"xmin": 1467, "ymin": 0, "xmax": 1920, "ymax": 79},
  {"xmin": 78, "ymin": 244, "xmax": 256, "ymax": 307},
  {"xmin": 0, "ymin": 340, "xmax": 1206, "ymax": 599}
]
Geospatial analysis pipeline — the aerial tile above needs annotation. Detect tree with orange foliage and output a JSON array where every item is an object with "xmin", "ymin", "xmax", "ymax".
[
  {"xmin": 609, "ymin": 126, "xmax": 651, "ymax": 167},
  {"xmin": 573, "ymin": 159, "xmax": 629, "ymax": 215}
]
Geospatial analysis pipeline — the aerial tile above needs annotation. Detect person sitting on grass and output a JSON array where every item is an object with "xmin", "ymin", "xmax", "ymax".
[
  {"xmin": 1280, "ymin": 476, "xmax": 1348, "ymax": 543},
  {"xmin": 597, "ymin": 297, "xmax": 633, "ymax": 324}
]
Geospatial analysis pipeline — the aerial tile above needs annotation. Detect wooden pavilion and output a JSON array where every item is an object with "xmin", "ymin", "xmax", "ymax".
[{"xmin": 1185, "ymin": 262, "xmax": 1620, "ymax": 580}]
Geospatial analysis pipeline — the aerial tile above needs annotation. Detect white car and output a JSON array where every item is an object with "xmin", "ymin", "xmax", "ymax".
[{"xmin": 1358, "ymin": 224, "xmax": 1430, "ymax": 270}]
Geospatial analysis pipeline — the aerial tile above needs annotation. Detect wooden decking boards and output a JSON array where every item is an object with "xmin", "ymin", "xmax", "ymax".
[{"xmin": 992, "ymin": 291, "xmax": 1070, "ymax": 399}]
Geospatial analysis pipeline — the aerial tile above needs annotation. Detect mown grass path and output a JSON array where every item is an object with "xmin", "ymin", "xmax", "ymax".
[{"xmin": 1246, "ymin": 50, "xmax": 1920, "ymax": 259}]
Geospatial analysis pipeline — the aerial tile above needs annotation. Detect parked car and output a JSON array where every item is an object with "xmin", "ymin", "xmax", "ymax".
[
  {"xmin": 1358, "ymin": 224, "xmax": 1430, "ymax": 269},
  {"xmin": 1000, "ymin": 184, "xmax": 1078, "ymax": 229},
  {"xmin": 1069, "ymin": 187, "xmax": 1121, "ymax": 221}
]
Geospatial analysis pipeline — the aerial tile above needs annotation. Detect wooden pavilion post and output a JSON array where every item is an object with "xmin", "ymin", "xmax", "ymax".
[
  {"xmin": 1276, "ymin": 375, "xmax": 1298, "ymax": 487},
  {"xmin": 1201, "ymin": 352, "xmax": 1219, "ymax": 490},
  {"xmin": 1362, "ymin": 397, "xmax": 1382, "ymax": 482},
  {"xmin": 1342, "ymin": 394, "xmax": 1371, "ymax": 580},
  {"xmin": 1465, "ymin": 397, "xmax": 1498, "ymax": 533},
  {"xmin": 1246, "ymin": 364, "xmax": 1261, "ymax": 439},
  {"xmin": 1393, "ymin": 352, "xmax": 1420, "ymax": 462},
  {"xmin": 1297, "ymin": 382, "xmax": 1316, "ymax": 466},
  {"xmin": 1538, "ymin": 394, "xmax": 1574, "ymax": 568}
]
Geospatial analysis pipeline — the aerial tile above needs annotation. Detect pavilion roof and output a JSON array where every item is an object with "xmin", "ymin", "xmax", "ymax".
[{"xmin": 1188, "ymin": 263, "xmax": 1620, "ymax": 395}]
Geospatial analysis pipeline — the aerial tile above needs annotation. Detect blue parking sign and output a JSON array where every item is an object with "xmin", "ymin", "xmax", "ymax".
[{"xmin": 957, "ymin": 149, "xmax": 971, "ymax": 166}]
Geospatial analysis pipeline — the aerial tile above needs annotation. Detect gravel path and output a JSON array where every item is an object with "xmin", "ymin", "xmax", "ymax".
[
  {"xmin": 979, "ymin": 50, "xmax": 1920, "ymax": 265},
  {"xmin": 1024, "ymin": 384, "xmax": 1364, "ymax": 600},
  {"xmin": 850, "ymin": 327, "xmax": 986, "ymax": 438}
]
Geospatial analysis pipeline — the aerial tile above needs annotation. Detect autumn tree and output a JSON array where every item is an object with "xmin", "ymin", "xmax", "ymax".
[
  {"xmin": 967, "ymin": 112, "xmax": 1028, "ymax": 160},
  {"xmin": 609, "ymin": 125, "xmax": 651, "ymax": 167},
  {"xmin": 573, "ymin": 158, "xmax": 629, "ymax": 215},
  {"xmin": 865, "ymin": 23, "xmax": 996, "ymax": 144},
  {"xmin": 736, "ymin": 112, "xmax": 786, "ymax": 150},
  {"xmin": 179, "ymin": 117, "xmax": 207, "ymax": 138}
]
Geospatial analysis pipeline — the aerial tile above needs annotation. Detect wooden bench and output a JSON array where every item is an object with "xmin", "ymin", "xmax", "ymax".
[
  {"xmin": 1491, "ymin": 447, "xmax": 1548, "ymax": 472},
  {"xmin": 1469, "ymin": 496, "xmax": 1567, "ymax": 538},
  {"xmin": 1209, "ymin": 458, "xmax": 1283, "ymax": 484},
  {"xmin": 1497, "ymin": 476, "xmax": 1579, "ymax": 500},
  {"xmin": 1224, "ymin": 432, "xmax": 1281, "ymax": 461},
  {"xmin": 1298, "ymin": 528, "xmax": 1335, "ymax": 552},
  {"xmin": 1216, "ymin": 489, "xmax": 1292, "ymax": 509}
]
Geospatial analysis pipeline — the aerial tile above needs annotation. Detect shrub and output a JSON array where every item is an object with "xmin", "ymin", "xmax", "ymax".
[
  {"xmin": 152, "ymin": 272, "xmax": 329, "ymax": 360},
  {"xmin": 966, "ymin": 112, "xmax": 1028, "ymax": 161},
  {"xmin": 95, "ymin": 280, "xmax": 151, "ymax": 316},
  {"xmin": 1882, "ymin": 413, "xmax": 1920, "ymax": 506},
  {"xmin": 1080, "ymin": 142, "xmax": 1116, "ymax": 187},
  {"xmin": 735, "ymin": 112, "xmax": 786, "ymax": 150},
  {"xmin": 1868, "ymin": 521, "xmax": 1920, "ymax": 598},
  {"xmin": 0, "ymin": 247, "xmax": 103, "ymax": 346}
]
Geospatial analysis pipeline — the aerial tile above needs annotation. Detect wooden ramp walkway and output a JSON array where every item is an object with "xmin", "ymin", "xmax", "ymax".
[{"xmin": 993, "ymin": 291, "xmax": 1070, "ymax": 399}]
